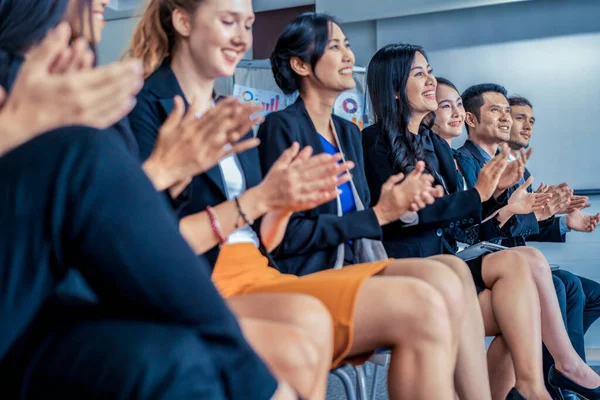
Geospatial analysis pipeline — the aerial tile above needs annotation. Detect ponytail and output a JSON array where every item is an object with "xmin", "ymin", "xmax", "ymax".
[{"xmin": 126, "ymin": 0, "xmax": 203, "ymax": 77}]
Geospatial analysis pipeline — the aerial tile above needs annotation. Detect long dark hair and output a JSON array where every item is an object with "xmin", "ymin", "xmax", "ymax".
[
  {"xmin": 270, "ymin": 12, "xmax": 339, "ymax": 94},
  {"xmin": 367, "ymin": 43, "xmax": 428, "ymax": 174}
]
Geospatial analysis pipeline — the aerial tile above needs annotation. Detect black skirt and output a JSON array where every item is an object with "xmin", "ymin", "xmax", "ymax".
[{"xmin": 466, "ymin": 255, "xmax": 486, "ymax": 294}]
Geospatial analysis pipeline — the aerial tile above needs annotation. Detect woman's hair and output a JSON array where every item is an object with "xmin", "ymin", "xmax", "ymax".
[
  {"xmin": 0, "ymin": 0, "xmax": 70, "ymax": 54},
  {"xmin": 127, "ymin": 0, "xmax": 205, "ymax": 77},
  {"xmin": 366, "ymin": 43, "xmax": 428, "ymax": 174},
  {"xmin": 270, "ymin": 12, "xmax": 339, "ymax": 94},
  {"xmin": 424, "ymin": 76, "xmax": 458, "ymax": 129}
]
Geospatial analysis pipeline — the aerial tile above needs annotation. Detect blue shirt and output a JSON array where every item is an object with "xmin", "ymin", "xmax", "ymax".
[{"xmin": 318, "ymin": 135, "xmax": 356, "ymax": 215}]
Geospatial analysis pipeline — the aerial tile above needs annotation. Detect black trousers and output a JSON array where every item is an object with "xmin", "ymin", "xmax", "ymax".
[{"xmin": 0, "ymin": 127, "xmax": 276, "ymax": 399}]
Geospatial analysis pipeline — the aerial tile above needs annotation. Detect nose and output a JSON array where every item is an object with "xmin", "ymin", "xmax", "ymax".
[
  {"xmin": 500, "ymin": 109, "xmax": 511, "ymax": 122},
  {"xmin": 342, "ymin": 46, "xmax": 355, "ymax": 66},
  {"xmin": 451, "ymin": 104, "xmax": 460, "ymax": 118},
  {"xmin": 523, "ymin": 119, "xmax": 532, "ymax": 130},
  {"xmin": 233, "ymin": 25, "xmax": 252, "ymax": 51},
  {"xmin": 426, "ymin": 72, "xmax": 436, "ymax": 88}
]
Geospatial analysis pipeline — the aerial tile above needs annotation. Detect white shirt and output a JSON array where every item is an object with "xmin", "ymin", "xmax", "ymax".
[{"xmin": 218, "ymin": 150, "xmax": 260, "ymax": 247}]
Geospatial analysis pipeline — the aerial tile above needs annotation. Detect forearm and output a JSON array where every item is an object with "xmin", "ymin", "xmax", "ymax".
[
  {"xmin": 0, "ymin": 112, "xmax": 37, "ymax": 156},
  {"xmin": 142, "ymin": 157, "xmax": 181, "ymax": 192},
  {"xmin": 180, "ymin": 186, "xmax": 269, "ymax": 254},
  {"xmin": 260, "ymin": 211, "xmax": 292, "ymax": 252},
  {"xmin": 496, "ymin": 207, "xmax": 514, "ymax": 227}
]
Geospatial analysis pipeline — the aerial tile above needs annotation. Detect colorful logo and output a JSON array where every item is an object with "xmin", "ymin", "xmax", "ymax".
[
  {"xmin": 342, "ymin": 98, "xmax": 358, "ymax": 114},
  {"xmin": 241, "ymin": 91, "xmax": 254, "ymax": 102},
  {"xmin": 262, "ymin": 95, "xmax": 280, "ymax": 112}
]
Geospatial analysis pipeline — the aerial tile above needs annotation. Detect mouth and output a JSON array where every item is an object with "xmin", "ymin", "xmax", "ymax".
[
  {"xmin": 339, "ymin": 67, "xmax": 353, "ymax": 76},
  {"xmin": 448, "ymin": 120, "xmax": 463, "ymax": 128},
  {"xmin": 498, "ymin": 125, "xmax": 511, "ymax": 132},
  {"xmin": 222, "ymin": 49, "xmax": 241, "ymax": 63},
  {"xmin": 93, "ymin": 11, "xmax": 105, "ymax": 24},
  {"xmin": 423, "ymin": 89, "xmax": 436, "ymax": 100},
  {"xmin": 520, "ymin": 132, "xmax": 531, "ymax": 139}
]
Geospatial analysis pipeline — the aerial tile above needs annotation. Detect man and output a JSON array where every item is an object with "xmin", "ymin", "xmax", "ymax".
[{"xmin": 458, "ymin": 84, "xmax": 600, "ymax": 399}]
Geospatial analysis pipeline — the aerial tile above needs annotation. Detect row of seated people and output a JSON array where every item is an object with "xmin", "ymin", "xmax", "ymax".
[{"xmin": 1, "ymin": 0, "xmax": 600, "ymax": 399}]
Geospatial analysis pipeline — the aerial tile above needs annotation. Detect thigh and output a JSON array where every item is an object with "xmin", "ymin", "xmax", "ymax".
[{"xmin": 13, "ymin": 319, "xmax": 226, "ymax": 400}]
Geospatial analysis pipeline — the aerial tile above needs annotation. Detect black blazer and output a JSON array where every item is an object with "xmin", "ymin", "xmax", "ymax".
[
  {"xmin": 458, "ymin": 140, "xmax": 540, "ymax": 247},
  {"xmin": 257, "ymin": 98, "xmax": 382, "ymax": 276},
  {"xmin": 128, "ymin": 62, "xmax": 265, "ymax": 267},
  {"xmin": 361, "ymin": 123, "xmax": 505, "ymax": 258}
]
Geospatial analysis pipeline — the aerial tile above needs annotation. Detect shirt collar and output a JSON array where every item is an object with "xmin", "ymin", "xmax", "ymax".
[{"xmin": 470, "ymin": 141, "xmax": 494, "ymax": 164}]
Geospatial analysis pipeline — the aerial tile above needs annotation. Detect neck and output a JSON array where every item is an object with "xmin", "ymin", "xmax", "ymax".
[
  {"xmin": 508, "ymin": 141, "xmax": 523, "ymax": 152},
  {"xmin": 469, "ymin": 135, "xmax": 499, "ymax": 158},
  {"xmin": 408, "ymin": 112, "xmax": 427, "ymax": 134},
  {"xmin": 300, "ymin": 87, "xmax": 339, "ymax": 134},
  {"xmin": 170, "ymin": 49, "xmax": 215, "ymax": 115}
]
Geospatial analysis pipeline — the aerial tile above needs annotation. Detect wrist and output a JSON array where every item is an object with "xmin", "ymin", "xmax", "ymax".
[
  {"xmin": 474, "ymin": 185, "xmax": 489, "ymax": 202},
  {"xmin": 142, "ymin": 157, "xmax": 175, "ymax": 191},
  {"xmin": 373, "ymin": 204, "xmax": 391, "ymax": 226},
  {"xmin": 493, "ymin": 188, "xmax": 505, "ymax": 200},
  {"xmin": 242, "ymin": 186, "xmax": 270, "ymax": 218}
]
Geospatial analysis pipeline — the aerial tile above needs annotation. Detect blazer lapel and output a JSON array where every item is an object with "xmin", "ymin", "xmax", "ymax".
[
  {"xmin": 464, "ymin": 140, "xmax": 487, "ymax": 166},
  {"xmin": 236, "ymin": 132, "xmax": 262, "ymax": 189},
  {"xmin": 432, "ymin": 134, "xmax": 458, "ymax": 194}
]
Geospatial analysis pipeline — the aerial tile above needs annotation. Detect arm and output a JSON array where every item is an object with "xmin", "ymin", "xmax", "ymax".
[{"xmin": 527, "ymin": 216, "xmax": 567, "ymax": 243}]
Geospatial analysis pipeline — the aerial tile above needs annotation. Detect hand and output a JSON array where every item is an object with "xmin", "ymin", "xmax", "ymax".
[
  {"xmin": 474, "ymin": 144, "xmax": 510, "ymax": 201},
  {"xmin": 373, "ymin": 161, "xmax": 444, "ymax": 226},
  {"xmin": 496, "ymin": 147, "xmax": 533, "ymax": 191},
  {"xmin": 558, "ymin": 195, "xmax": 591, "ymax": 214},
  {"xmin": 257, "ymin": 143, "xmax": 355, "ymax": 213},
  {"xmin": 566, "ymin": 210, "xmax": 600, "ymax": 232},
  {"xmin": 505, "ymin": 176, "xmax": 552, "ymax": 215},
  {"xmin": 3, "ymin": 22, "xmax": 143, "ymax": 143},
  {"xmin": 143, "ymin": 96, "xmax": 263, "ymax": 191},
  {"xmin": 534, "ymin": 182, "xmax": 572, "ymax": 221}
]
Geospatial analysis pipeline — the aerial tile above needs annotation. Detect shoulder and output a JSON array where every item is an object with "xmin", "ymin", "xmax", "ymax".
[
  {"xmin": 361, "ymin": 123, "xmax": 388, "ymax": 151},
  {"xmin": 257, "ymin": 103, "xmax": 303, "ymax": 139}
]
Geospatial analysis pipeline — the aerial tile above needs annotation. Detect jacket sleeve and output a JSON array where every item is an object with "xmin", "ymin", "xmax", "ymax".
[
  {"xmin": 527, "ymin": 217, "xmax": 566, "ymax": 243},
  {"xmin": 257, "ymin": 115, "xmax": 382, "ymax": 257},
  {"xmin": 129, "ymin": 92, "xmax": 192, "ymax": 213}
]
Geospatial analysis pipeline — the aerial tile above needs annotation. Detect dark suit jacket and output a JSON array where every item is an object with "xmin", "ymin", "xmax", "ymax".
[
  {"xmin": 257, "ymin": 98, "xmax": 382, "ymax": 276},
  {"xmin": 458, "ymin": 140, "xmax": 540, "ymax": 247},
  {"xmin": 128, "ymin": 62, "xmax": 270, "ymax": 267},
  {"xmin": 361, "ymin": 124, "xmax": 505, "ymax": 258}
]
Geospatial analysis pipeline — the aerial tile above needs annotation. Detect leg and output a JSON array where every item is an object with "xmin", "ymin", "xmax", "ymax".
[
  {"xmin": 542, "ymin": 275, "xmax": 568, "ymax": 397},
  {"xmin": 228, "ymin": 293, "xmax": 333, "ymax": 400},
  {"xmin": 0, "ymin": 129, "xmax": 276, "ymax": 399},
  {"xmin": 349, "ymin": 272, "xmax": 455, "ymax": 400},
  {"xmin": 578, "ymin": 275, "xmax": 600, "ymax": 334},
  {"xmin": 486, "ymin": 335, "xmax": 516, "ymax": 400},
  {"xmin": 512, "ymin": 247, "xmax": 600, "ymax": 388},
  {"xmin": 480, "ymin": 250, "xmax": 550, "ymax": 399},
  {"xmin": 553, "ymin": 270, "xmax": 586, "ymax": 360},
  {"xmin": 379, "ymin": 255, "xmax": 489, "ymax": 400}
]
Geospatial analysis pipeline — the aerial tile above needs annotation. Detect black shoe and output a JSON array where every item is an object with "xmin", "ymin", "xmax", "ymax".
[
  {"xmin": 563, "ymin": 390, "xmax": 583, "ymax": 399},
  {"xmin": 506, "ymin": 388, "xmax": 526, "ymax": 399},
  {"xmin": 547, "ymin": 382, "xmax": 565, "ymax": 400},
  {"xmin": 549, "ymin": 365, "xmax": 600, "ymax": 400}
]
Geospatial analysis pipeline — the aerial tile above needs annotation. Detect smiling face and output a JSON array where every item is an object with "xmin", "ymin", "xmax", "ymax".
[
  {"xmin": 467, "ymin": 91, "xmax": 512, "ymax": 144},
  {"xmin": 300, "ymin": 22, "xmax": 356, "ymax": 94},
  {"xmin": 432, "ymin": 83, "xmax": 465, "ymax": 141},
  {"xmin": 509, "ymin": 104, "xmax": 535, "ymax": 149},
  {"xmin": 405, "ymin": 51, "xmax": 438, "ymax": 115},
  {"xmin": 175, "ymin": 0, "xmax": 254, "ymax": 79},
  {"xmin": 68, "ymin": 0, "xmax": 110, "ymax": 42}
]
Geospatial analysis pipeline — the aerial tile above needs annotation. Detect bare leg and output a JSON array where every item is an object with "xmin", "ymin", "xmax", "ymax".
[
  {"xmin": 229, "ymin": 294, "xmax": 333, "ymax": 400},
  {"xmin": 511, "ymin": 247, "xmax": 600, "ymax": 388},
  {"xmin": 349, "ymin": 272, "xmax": 456, "ymax": 400},
  {"xmin": 480, "ymin": 251, "xmax": 550, "ymax": 399},
  {"xmin": 486, "ymin": 335, "xmax": 516, "ymax": 400}
]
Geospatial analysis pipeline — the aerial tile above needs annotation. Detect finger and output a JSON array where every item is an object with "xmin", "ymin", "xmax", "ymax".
[
  {"xmin": 420, "ymin": 191, "xmax": 436, "ymax": 205},
  {"xmin": 0, "ymin": 86, "xmax": 5, "ymax": 108},
  {"xmin": 49, "ymin": 47, "xmax": 74, "ymax": 74},
  {"xmin": 410, "ymin": 161, "xmax": 426, "ymax": 178},
  {"xmin": 522, "ymin": 175, "xmax": 535, "ymax": 190},
  {"xmin": 66, "ymin": 37, "xmax": 92, "ymax": 72},
  {"xmin": 79, "ymin": 59, "xmax": 144, "ymax": 93},
  {"xmin": 273, "ymin": 142, "xmax": 300, "ymax": 167},
  {"xmin": 221, "ymin": 137, "xmax": 261, "ymax": 158},
  {"xmin": 383, "ymin": 172, "xmax": 406, "ymax": 190},
  {"xmin": 412, "ymin": 194, "xmax": 426, "ymax": 210},
  {"xmin": 158, "ymin": 95, "xmax": 186, "ymax": 137},
  {"xmin": 291, "ymin": 146, "xmax": 315, "ymax": 164},
  {"xmin": 28, "ymin": 21, "xmax": 72, "ymax": 67},
  {"xmin": 433, "ymin": 185, "xmax": 444, "ymax": 198}
]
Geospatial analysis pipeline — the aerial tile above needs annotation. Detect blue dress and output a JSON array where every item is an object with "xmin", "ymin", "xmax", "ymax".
[{"xmin": 319, "ymin": 134, "xmax": 357, "ymax": 215}]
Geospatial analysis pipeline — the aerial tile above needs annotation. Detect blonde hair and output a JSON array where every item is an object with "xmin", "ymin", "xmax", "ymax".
[{"xmin": 126, "ymin": 0, "xmax": 203, "ymax": 77}]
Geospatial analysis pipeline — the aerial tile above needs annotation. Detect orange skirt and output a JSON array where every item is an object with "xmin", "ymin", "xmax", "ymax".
[{"xmin": 212, "ymin": 243, "xmax": 392, "ymax": 368}]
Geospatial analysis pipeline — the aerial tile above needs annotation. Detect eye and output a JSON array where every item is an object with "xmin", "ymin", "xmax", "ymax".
[
  {"xmin": 516, "ymin": 116, "xmax": 523, "ymax": 120},
  {"xmin": 222, "ymin": 20, "xmax": 234, "ymax": 26},
  {"xmin": 245, "ymin": 25, "xmax": 253, "ymax": 31},
  {"xmin": 441, "ymin": 104, "xmax": 450, "ymax": 109},
  {"xmin": 457, "ymin": 102, "xmax": 463, "ymax": 108},
  {"xmin": 491, "ymin": 107, "xmax": 499, "ymax": 112},
  {"xmin": 329, "ymin": 44, "xmax": 339, "ymax": 50},
  {"xmin": 345, "ymin": 43, "xmax": 352, "ymax": 49},
  {"xmin": 414, "ymin": 72, "xmax": 422, "ymax": 77}
]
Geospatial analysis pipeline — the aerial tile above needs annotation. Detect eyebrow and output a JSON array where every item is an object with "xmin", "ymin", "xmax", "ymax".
[
  {"xmin": 410, "ymin": 65, "xmax": 431, "ymax": 72},
  {"xmin": 220, "ymin": 11, "xmax": 255, "ymax": 20},
  {"xmin": 488, "ymin": 104, "xmax": 510, "ymax": 108},
  {"xmin": 328, "ymin": 38, "xmax": 349, "ymax": 43}
]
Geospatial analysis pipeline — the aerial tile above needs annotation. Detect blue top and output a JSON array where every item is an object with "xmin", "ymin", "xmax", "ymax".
[{"xmin": 319, "ymin": 134, "xmax": 357, "ymax": 215}]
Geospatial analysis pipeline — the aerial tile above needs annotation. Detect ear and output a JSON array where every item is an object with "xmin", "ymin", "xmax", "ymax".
[
  {"xmin": 172, "ymin": 8, "xmax": 192, "ymax": 38},
  {"xmin": 290, "ymin": 56, "xmax": 311, "ymax": 78},
  {"xmin": 465, "ymin": 111, "xmax": 478, "ymax": 129}
]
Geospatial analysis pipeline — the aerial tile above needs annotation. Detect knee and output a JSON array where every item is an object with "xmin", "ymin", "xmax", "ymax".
[
  {"xmin": 274, "ymin": 328, "xmax": 323, "ymax": 373},
  {"xmin": 558, "ymin": 272, "xmax": 585, "ymax": 304},
  {"xmin": 430, "ymin": 254, "xmax": 476, "ymax": 290},
  {"xmin": 423, "ymin": 259, "xmax": 466, "ymax": 319},
  {"xmin": 394, "ymin": 281, "xmax": 453, "ymax": 346},
  {"xmin": 514, "ymin": 247, "xmax": 551, "ymax": 279},
  {"xmin": 495, "ymin": 251, "xmax": 536, "ymax": 285}
]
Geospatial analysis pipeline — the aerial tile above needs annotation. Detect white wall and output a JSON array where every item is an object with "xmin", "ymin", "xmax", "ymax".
[{"xmin": 97, "ymin": 17, "xmax": 140, "ymax": 64}]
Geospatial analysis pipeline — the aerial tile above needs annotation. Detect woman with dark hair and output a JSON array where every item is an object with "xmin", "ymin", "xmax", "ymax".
[
  {"xmin": 129, "ymin": 4, "xmax": 461, "ymax": 398},
  {"xmin": 362, "ymin": 43, "xmax": 558, "ymax": 400}
]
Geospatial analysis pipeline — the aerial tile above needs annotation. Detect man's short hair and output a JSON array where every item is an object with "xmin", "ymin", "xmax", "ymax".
[
  {"xmin": 461, "ymin": 83, "xmax": 508, "ymax": 135},
  {"xmin": 508, "ymin": 96, "xmax": 533, "ymax": 109}
]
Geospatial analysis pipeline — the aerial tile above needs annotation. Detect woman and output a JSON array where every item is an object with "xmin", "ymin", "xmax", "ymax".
[
  {"xmin": 430, "ymin": 77, "xmax": 600, "ymax": 400},
  {"xmin": 0, "ymin": 1, "xmax": 342, "ymax": 398},
  {"xmin": 0, "ymin": 10, "xmax": 296, "ymax": 400},
  {"xmin": 128, "ymin": 3, "xmax": 459, "ymax": 399}
]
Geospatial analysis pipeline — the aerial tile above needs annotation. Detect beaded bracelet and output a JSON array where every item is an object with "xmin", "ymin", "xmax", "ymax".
[{"xmin": 206, "ymin": 205, "xmax": 226, "ymax": 244}]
